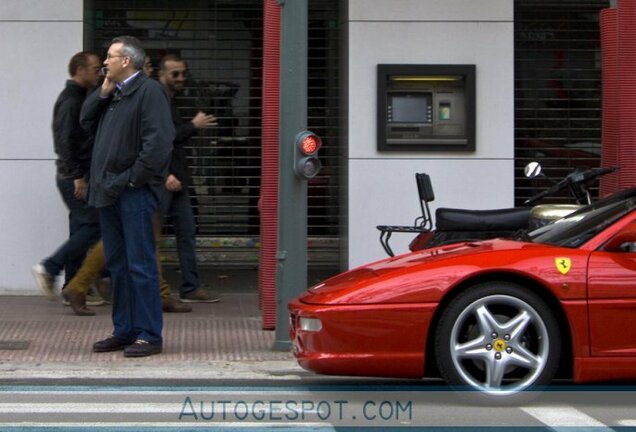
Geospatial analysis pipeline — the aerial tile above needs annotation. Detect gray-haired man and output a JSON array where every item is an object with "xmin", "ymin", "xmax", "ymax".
[{"xmin": 81, "ymin": 36, "xmax": 175, "ymax": 357}]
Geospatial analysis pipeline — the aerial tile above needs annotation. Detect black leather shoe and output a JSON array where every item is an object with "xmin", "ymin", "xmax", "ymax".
[
  {"xmin": 93, "ymin": 335, "xmax": 134, "ymax": 352},
  {"xmin": 124, "ymin": 340, "xmax": 162, "ymax": 358}
]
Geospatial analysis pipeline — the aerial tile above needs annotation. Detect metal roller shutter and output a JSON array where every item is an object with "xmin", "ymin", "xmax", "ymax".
[
  {"xmin": 84, "ymin": 0, "xmax": 341, "ymax": 268},
  {"xmin": 514, "ymin": 0, "xmax": 608, "ymax": 205}
]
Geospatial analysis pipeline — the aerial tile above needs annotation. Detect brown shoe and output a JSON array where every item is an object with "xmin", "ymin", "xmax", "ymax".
[
  {"xmin": 180, "ymin": 288, "xmax": 221, "ymax": 303},
  {"xmin": 61, "ymin": 288, "xmax": 96, "ymax": 316},
  {"xmin": 162, "ymin": 297, "xmax": 192, "ymax": 313}
]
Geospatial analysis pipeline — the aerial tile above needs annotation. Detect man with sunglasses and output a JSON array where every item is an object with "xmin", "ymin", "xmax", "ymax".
[
  {"xmin": 157, "ymin": 54, "xmax": 219, "ymax": 303},
  {"xmin": 81, "ymin": 36, "xmax": 175, "ymax": 357},
  {"xmin": 32, "ymin": 52, "xmax": 103, "ymax": 301}
]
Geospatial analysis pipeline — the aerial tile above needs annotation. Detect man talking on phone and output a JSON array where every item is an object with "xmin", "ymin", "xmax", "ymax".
[{"xmin": 81, "ymin": 36, "xmax": 174, "ymax": 357}]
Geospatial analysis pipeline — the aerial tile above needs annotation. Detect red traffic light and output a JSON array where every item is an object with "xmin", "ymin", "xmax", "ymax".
[
  {"xmin": 296, "ymin": 131, "xmax": 321, "ymax": 155},
  {"xmin": 294, "ymin": 130, "xmax": 322, "ymax": 179},
  {"xmin": 300, "ymin": 134, "xmax": 320, "ymax": 155}
]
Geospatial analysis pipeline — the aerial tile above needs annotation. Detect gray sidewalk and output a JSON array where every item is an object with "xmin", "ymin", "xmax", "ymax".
[{"xmin": 0, "ymin": 269, "xmax": 323, "ymax": 382}]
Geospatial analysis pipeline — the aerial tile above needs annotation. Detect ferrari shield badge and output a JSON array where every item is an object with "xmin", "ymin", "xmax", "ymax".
[{"xmin": 555, "ymin": 257, "xmax": 571, "ymax": 275}]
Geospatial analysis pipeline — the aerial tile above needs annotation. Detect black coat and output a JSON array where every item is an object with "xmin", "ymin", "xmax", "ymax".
[
  {"xmin": 168, "ymin": 98, "xmax": 196, "ymax": 186},
  {"xmin": 52, "ymin": 80, "xmax": 93, "ymax": 180},
  {"xmin": 81, "ymin": 72, "xmax": 175, "ymax": 208}
]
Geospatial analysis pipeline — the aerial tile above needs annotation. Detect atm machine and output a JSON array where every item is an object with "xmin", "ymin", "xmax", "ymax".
[{"xmin": 377, "ymin": 64, "xmax": 475, "ymax": 152}]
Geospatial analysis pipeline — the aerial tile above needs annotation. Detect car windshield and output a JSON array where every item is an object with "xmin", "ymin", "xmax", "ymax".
[{"xmin": 529, "ymin": 188, "xmax": 636, "ymax": 248}]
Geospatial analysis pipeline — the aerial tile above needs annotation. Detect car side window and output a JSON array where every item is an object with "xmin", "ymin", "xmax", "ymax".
[{"xmin": 602, "ymin": 221, "xmax": 636, "ymax": 253}]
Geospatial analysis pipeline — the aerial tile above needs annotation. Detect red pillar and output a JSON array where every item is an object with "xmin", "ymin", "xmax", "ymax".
[
  {"xmin": 259, "ymin": 0, "xmax": 281, "ymax": 329},
  {"xmin": 600, "ymin": 8, "xmax": 618, "ymax": 196},
  {"xmin": 617, "ymin": 0, "xmax": 636, "ymax": 190}
]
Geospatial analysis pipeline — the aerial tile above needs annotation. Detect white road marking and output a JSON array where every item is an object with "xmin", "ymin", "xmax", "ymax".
[
  {"xmin": 0, "ymin": 403, "xmax": 177, "ymax": 413},
  {"xmin": 0, "ymin": 422, "xmax": 333, "ymax": 429},
  {"xmin": 520, "ymin": 406, "xmax": 608, "ymax": 428}
]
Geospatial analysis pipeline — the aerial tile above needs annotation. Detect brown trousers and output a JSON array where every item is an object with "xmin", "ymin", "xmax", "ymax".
[{"xmin": 64, "ymin": 214, "xmax": 172, "ymax": 299}]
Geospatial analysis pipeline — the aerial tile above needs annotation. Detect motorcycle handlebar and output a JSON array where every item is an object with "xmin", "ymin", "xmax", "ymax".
[
  {"xmin": 523, "ymin": 166, "xmax": 619, "ymax": 206},
  {"xmin": 524, "ymin": 178, "xmax": 568, "ymax": 205},
  {"xmin": 579, "ymin": 166, "xmax": 619, "ymax": 181}
]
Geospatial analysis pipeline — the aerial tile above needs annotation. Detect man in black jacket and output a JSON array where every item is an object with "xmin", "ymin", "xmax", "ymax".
[
  {"xmin": 157, "ymin": 54, "xmax": 219, "ymax": 303},
  {"xmin": 32, "ymin": 51, "xmax": 102, "ymax": 299},
  {"xmin": 81, "ymin": 36, "xmax": 175, "ymax": 357}
]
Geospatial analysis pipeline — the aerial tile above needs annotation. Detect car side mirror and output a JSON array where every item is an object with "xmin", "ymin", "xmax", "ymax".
[{"xmin": 604, "ymin": 229, "xmax": 636, "ymax": 252}]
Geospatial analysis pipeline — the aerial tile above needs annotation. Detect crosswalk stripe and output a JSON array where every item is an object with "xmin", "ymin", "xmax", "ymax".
[
  {"xmin": 0, "ymin": 422, "xmax": 332, "ymax": 429},
  {"xmin": 520, "ymin": 406, "xmax": 608, "ymax": 428}
]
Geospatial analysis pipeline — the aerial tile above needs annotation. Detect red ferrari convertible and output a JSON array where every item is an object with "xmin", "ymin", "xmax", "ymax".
[{"xmin": 289, "ymin": 187, "xmax": 636, "ymax": 400}]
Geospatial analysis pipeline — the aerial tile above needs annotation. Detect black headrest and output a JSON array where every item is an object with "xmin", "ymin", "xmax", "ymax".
[{"xmin": 416, "ymin": 173, "xmax": 434, "ymax": 202}]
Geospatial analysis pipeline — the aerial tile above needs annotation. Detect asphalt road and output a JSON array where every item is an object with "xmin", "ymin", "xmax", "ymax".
[{"xmin": 1, "ymin": 378, "xmax": 635, "ymax": 430}]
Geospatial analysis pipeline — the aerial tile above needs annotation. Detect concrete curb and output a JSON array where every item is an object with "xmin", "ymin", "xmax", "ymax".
[{"xmin": 0, "ymin": 360, "xmax": 308, "ymax": 381}]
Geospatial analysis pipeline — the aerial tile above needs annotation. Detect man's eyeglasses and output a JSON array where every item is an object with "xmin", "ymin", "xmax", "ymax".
[
  {"xmin": 106, "ymin": 54, "xmax": 126, "ymax": 60},
  {"xmin": 170, "ymin": 70, "xmax": 188, "ymax": 78}
]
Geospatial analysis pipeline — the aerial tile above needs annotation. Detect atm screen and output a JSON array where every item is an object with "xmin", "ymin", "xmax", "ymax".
[{"xmin": 389, "ymin": 93, "xmax": 432, "ymax": 123}]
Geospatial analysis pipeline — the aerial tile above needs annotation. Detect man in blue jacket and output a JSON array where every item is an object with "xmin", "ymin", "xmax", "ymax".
[{"xmin": 81, "ymin": 36, "xmax": 175, "ymax": 357}]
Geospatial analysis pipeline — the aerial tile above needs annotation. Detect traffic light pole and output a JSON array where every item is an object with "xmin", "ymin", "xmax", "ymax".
[{"xmin": 273, "ymin": 0, "xmax": 308, "ymax": 350}]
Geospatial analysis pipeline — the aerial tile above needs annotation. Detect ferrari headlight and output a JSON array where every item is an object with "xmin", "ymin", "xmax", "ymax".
[{"xmin": 299, "ymin": 317, "xmax": 322, "ymax": 332}]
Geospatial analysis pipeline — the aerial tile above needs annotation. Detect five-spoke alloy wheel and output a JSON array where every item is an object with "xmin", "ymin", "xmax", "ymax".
[{"xmin": 435, "ymin": 282, "xmax": 561, "ymax": 403}]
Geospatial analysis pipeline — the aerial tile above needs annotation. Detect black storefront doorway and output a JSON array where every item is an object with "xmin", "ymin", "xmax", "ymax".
[
  {"xmin": 514, "ymin": 0, "xmax": 609, "ymax": 204},
  {"xmin": 83, "ymin": 0, "xmax": 342, "ymax": 270}
]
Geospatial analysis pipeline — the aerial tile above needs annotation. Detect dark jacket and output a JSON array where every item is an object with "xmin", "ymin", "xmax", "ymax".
[
  {"xmin": 81, "ymin": 72, "xmax": 175, "ymax": 208},
  {"xmin": 168, "ymin": 95, "xmax": 196, "ymax": 186},
  {"xmin": 52, "ymin": 80, "xmax": 93, "ymax": 180}
]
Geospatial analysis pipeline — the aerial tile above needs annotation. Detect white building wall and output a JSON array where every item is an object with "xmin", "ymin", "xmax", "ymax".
[
  {"xmin": 0, "ymin": 0, "xmax": 84, "ymax": 293},
  {"xmin": 0, "ymin": 0, "xmax": 515, "ymax": 290},
  {"xmin": 346, "ymin": 0, "xmax": 515, "ymax": 268}
]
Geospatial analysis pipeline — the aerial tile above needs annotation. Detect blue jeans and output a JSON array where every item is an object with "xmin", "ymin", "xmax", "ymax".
[
  {"xmin": 99, "ymin": 186, "xmax": 163, "ymax": 345},
  {"xmin": 161, "ymin": 187, "xmax": 199, "ymax": 297},
  {"xmin": 44, "ymin": 176, "xmax": 100, "ymax": 284}
]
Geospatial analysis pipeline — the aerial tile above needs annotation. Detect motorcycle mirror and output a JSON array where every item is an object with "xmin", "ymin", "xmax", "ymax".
[{"xmin": 524, "ymin": 162, "xmax": 543, "ymax": 178}]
